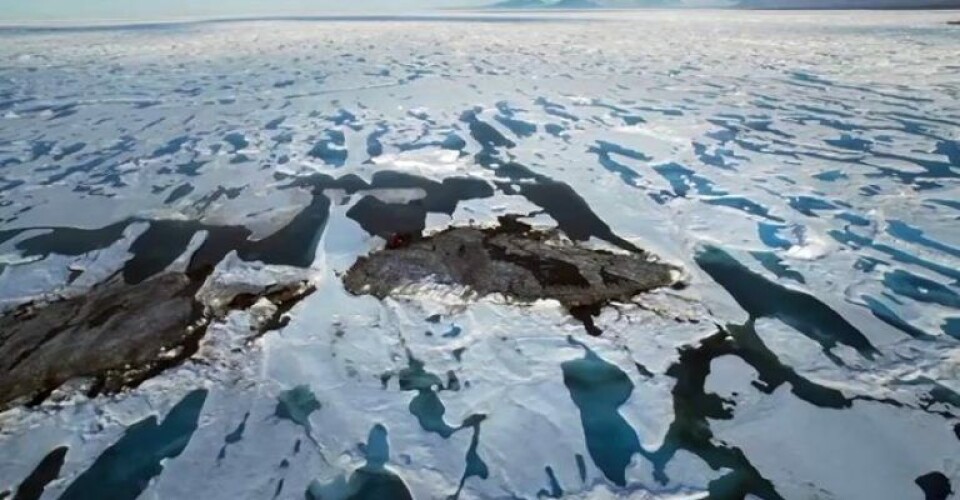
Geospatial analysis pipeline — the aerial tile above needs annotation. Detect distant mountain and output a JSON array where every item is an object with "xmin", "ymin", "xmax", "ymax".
[
  {"xmin": 485, "ymin": 0, "xmax": 960, "ymax": 9},
  {"xmin": 551, "ymin": 0, "xmax": 603, "ymax": 8},
  {"xmin": 486, "ymin": 0, "xmax": 548, "ymax": 8},
  {"xmin": 733, "ymin": 0, "xmax": 960, "ymax": 7},
  {"xmin": 486, "ymin": 0, "xmax": 603, "ymax": 9}
]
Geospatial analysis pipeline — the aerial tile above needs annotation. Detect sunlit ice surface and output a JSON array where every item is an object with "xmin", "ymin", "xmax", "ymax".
[{"xmin": 0, "ymin": 10, "xmax": 958, "ymax": 500}]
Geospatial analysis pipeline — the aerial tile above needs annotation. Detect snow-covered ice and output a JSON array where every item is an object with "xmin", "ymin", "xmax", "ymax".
[{"xmin": 0, "ymin": 10, "xmax": 958, "ymax": 500}]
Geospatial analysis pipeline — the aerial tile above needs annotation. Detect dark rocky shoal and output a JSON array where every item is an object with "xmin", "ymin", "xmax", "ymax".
[
  {"xmin": 343, "ymin": 217, "xmax": 680, "ymax": 335},
  {"xmin": 0, "ymin": 269, "xmax": 313, "ymax": 412}
]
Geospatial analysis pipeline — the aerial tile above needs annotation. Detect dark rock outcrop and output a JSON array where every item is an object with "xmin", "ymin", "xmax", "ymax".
[
  {"xmin": 343, "ymin": 217, "xmax": 679, "ymax": 334},
  {"xmin": 0, "ymin": 270, "xmax": 312, "ymax": 411}
]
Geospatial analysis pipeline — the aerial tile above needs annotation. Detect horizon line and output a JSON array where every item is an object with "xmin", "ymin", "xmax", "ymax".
[{"xmin": 0, "ymin": 7, "xmax": 957, "ymax": 31}]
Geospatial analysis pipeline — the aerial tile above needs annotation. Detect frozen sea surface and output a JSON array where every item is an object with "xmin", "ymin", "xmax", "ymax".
[{"xmin": 0, "ymin": 10, "xmax": 958, "ymax": 500}]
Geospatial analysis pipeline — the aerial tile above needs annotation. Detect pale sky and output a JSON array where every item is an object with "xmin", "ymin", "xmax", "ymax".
[
  {"xmin": 1, "ymin": 0, "xmax": 955, "ymax": 22},
  {"xmin": 0, "ymin": 0, "xmax": 486, "ymax": 22}
]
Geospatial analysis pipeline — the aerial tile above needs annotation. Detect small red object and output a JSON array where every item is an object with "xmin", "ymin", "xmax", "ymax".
[{"xmin": 387, "ymin": 233, "xmax": 412, "ymax": 249}]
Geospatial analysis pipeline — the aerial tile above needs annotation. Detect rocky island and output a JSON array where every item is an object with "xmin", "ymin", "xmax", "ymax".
[{"xmin": 344, "ymin": 217, "xmax": 681, "ymax": 335}]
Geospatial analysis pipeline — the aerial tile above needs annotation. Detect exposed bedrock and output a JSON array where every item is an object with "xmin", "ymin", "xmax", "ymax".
[
  {"xmin": 0, "ymin": 266, "xmax": 313, "ymax": 412},
  {"xmin": 343, "ymin": 217, "xmax": 680, "ymax": 335}
]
